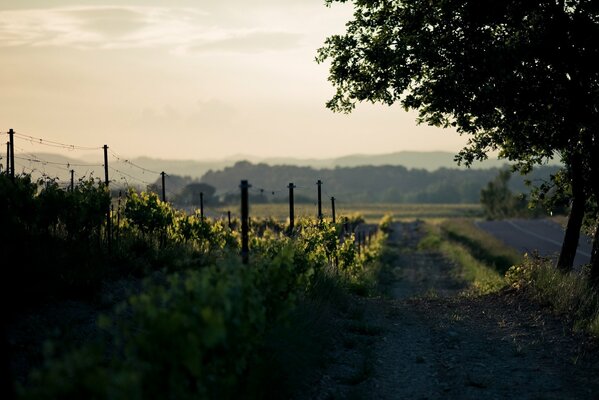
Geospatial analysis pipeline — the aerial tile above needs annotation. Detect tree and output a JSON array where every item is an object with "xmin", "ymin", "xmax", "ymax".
[
  {"xmin": 480, "ymin": 170, "xmax": 535, "ymax": 220},
  {"xmin": 318, "ymin": 0, "xmax": 599, "ymax": 274},
  {"xmin": 176, "ymin": 183, "xmax": 217, "ymax": 206}
]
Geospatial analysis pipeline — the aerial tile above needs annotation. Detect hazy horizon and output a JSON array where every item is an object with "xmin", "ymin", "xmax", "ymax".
[
  {"xmin": 0, "ymin": 0, "xmax": 469, "ymax": 164},
  {"xmin": 9, "ymin": 148, "xmax": 486, "ymax": 163}
]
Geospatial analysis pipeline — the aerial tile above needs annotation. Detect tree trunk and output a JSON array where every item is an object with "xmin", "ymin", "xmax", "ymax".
[
  {"xmin": 588, "ymin": 141, "xmax": 599, "ymax": 284},
  {"xmin": 590, "ymin": 225, "xmax": 599, "ymax": 284},
  {"xmin": 557, "ymin": 156, "xmax": 585, "ymax": 272}
]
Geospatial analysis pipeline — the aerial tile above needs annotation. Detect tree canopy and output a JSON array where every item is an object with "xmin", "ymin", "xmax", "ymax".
[
  {"xmin": 319, "ymin": 0, "xmax": 597, "ymax": 165},
  {"xmin": 318, "ymin": 0, "xmax": 599, "ymax": 274}
]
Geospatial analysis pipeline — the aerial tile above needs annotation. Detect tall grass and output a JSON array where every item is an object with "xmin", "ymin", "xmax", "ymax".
[
  {"xmin": 430, "ymin": 218, "xmax": 599, "ymax": 337},
  {"xmin": 506, "ymin": 256, "xmax": 599, "ymax": 336},
  {"xmin": 439, "ymin": 218, "xmax": 522, "ymax": 274}
]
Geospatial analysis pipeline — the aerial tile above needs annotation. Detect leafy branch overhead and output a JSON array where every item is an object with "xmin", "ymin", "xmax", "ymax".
[
  {"xmin": 319, "ymin": 0, "xmax": 599, "ymax": 275},
  {"xmin": 318, "ymin": 0, "xmax": 598, "ymax": 167}
]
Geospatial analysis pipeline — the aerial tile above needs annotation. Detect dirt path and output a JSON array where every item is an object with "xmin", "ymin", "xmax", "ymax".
[{"xmin": 296, "ymin": 222, "xmax": 599, "ymax": 400}]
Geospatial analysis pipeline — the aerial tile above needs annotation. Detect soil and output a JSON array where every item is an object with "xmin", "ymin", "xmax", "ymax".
[{"xmin": 295, "ymin": 222, "xmax": 599, "ymax": 400}]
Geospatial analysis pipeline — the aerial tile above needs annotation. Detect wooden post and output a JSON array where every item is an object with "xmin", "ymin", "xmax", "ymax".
[
  {"xmin": 228, "ymin": 210, "xmax": 232, "ymax": 229},
  {"xmin": 240, "ymin": 180, "xmax": 251, "ymax": 264},
  {"xmin": 288, "ymin": 182, "xmax": 296, "ymax": 232},
  {"xmin": 8, "ymin": 129, "xmax": 15, "ymax": 181},
  {"xmin": 200, "ymin": 192, "xmax": 204, "ymax": 221},
  {"xmin": 331, "ymin": 196, "xmax": 336, "ymax": 223},
  {"xmin": 103, "ymin": 145, "xmax": 109, "ymax": 186},
  {"xmin": 70, "ymin": 169, "xmax": 75, "ymax": 191},
  {"xmin": 317, "ymin": 179, "xmax": 323, "ymax": 220},
  {"xmin": 103, "ymin": 144, "xmax": 111, "ymax": 248},
  {"xmin": 160, "ymin": 171, "xmax": 166, "ymax": 202}
]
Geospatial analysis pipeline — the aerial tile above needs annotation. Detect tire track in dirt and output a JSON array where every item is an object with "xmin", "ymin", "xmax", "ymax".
[{"xmin": 296, "ymin": 222, "xmax": 599, "ymax": 400}]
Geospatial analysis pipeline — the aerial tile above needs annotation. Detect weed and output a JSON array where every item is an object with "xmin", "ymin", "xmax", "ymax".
[{"xmin": 506, "ymin": 255, "xmax": 599, "ymax": 337}]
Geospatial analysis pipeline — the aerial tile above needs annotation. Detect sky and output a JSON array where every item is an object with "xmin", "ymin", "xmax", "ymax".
[{"xmin": 0, "ymin": 0, "xmax": 469, "ymax": 161}]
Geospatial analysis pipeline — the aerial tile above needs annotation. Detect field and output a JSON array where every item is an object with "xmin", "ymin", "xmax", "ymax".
[{"xmin": 214, "ymin": 202, "xmax": 483, "ymax": 223}]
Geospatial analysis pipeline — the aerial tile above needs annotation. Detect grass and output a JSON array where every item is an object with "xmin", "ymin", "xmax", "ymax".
[
  {"xmin": 426, "ymin": 217, "xmax": 599, "ymax": 338},
  {"xmin": 440, "ymin": 218, "xmax": 522, "ymax": 274},
  {"xmin": 215, "ymin": 202, "xmax": 482, "ymax": 224},
  {"xmin": 419, "ymin": 221, "xmax": 507, "ymax": 294},
  {"xmin": 440, "ymin": 240, "xmax": 506, "ymax": 294},
  {"xmin": 506, "ymin": 256, "xmax": 599, "ymax": 337}
]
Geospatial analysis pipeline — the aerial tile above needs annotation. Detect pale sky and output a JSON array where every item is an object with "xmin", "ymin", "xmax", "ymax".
[{"xmin": 0, "ymin": 0, "xmax": 468, "ymax": 161}]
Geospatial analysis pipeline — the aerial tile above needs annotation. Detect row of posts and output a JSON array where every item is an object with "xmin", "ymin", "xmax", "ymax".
[
  {"xmin": 4, "ymin": 132, "xmax": 171, "ymax": 250},
  {"xmin": 239, "ymin": 179, "xmax": 351, "ymax": 264},
  {"xmin": 4, "ymin": 132, "xmax": 170, "ymax": 202},
  {"xmin": 4, "ymin": 131, "xmax": 333, "ymax": 237},
  {"xmin": 3, "ymin": 130, "xmax": 358, "ymax": 266}
]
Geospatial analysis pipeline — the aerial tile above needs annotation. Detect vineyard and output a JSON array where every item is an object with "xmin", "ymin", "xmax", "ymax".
[
  {"xmin": 4, "ymin": 155, "xmax": 599, "ymax": 399},
  {"xmin": 1, "ymin": 168, "xmax": 388, "ymax": 399}
]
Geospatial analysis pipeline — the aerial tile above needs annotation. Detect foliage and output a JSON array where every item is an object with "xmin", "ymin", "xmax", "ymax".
[
  {"xmin": 480, "ymin": 170, "xmax": 544, "ymax": 220},
  {"xmin": 378, "ymin": 214, "xmax": 394, "ymax": 234},
  {"xmin": 440, "ymin": 219, "xmax": 521, "ymax": 274},
  {"xmin": 123, "ymin": 189, "xmax": 175, "ymax": 236},
  {"xmin": 318, "ymin": 0, "xmax": 597, "ymax": 169},
  {"xmin": 318, "ymin": 0, "xmax": 599, "ymax": 274},
  {"xmin": 174, "ymin": 182, "xmax": 217, "ymax": 207},
  {"xmin": 1, "ymin": 174, "xmax": 111, "ymax": 305},
  {"xmin": 506, "ymin": 255, "xmax": 599, "ymax": 335},
  {"xmin": 0, "ymin": 174, "xmax": 109, "ymax": 240},
  {"xmin": 16, "ymin": 185, "xmax": 388, "ymax": 399},
  {"xmin": 202, "ymin": 161, "xmax": 561, "ymax": 204}
]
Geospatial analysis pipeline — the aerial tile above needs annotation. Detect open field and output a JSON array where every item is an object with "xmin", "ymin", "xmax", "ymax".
[{"xmin": 213, "ymin": 203, "xmax": 483, "ymax": 223}]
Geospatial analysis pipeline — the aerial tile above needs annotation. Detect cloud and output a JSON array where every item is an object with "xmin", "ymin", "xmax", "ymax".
[
  {"xmin": 188, "ymin": 31, "xmax": 302, "ymax": 53},
  {"xmin": 0, "ymin": 6, "xmax": 205, "ymax": 48},
  {"xmin": 0, "ymin": 5, "xmax": 303, "ymax": 53},
  {"xmin": 65, "ymin": 8, "xmax": 148, "ymax": 37}
]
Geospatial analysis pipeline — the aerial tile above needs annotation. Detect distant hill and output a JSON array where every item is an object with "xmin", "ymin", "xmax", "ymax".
[
  {"xmin": 331, "ymin": 151, "xmax": 490, "ymax": 169},
  {"xmin": 200, "ymin": 161, "xmax": 561, "ymax": 204},
  {"xmin": 220, "ymin": 151, "xmax": 537, "ymax": 170},
  {"xmin": 12, "ymin": 151, "xmax": 560, "ymax": 190}
]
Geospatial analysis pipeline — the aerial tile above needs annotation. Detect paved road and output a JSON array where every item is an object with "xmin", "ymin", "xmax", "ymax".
[{"xmin": 475, "ymin": 219, "xmax": 592, "ymax": 267}]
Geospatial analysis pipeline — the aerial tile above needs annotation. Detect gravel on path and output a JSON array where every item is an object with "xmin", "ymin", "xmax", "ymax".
[{"xmin": 296, "ymin": 222, "xmax": 599, "ymax": 400}]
